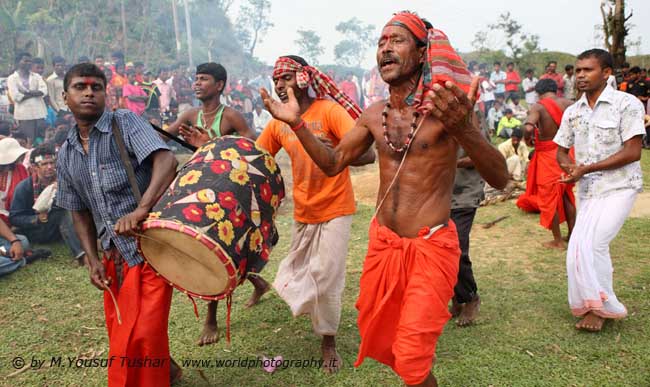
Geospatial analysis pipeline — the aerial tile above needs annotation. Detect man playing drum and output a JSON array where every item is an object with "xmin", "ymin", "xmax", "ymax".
[
  {"xmin": 260, "ymin": 12, "xmax": 508, "ymax": 386},
  {"xmin": 56, "ymin": 63, "xmax": 181, "ymax": 386},
  {"xmin": 166, "ymin": 62, "xmax": 269, "ymax": 347},
  {"xmin": 257, "ymin": 55, "xmax": 375, "ymax": 373}
]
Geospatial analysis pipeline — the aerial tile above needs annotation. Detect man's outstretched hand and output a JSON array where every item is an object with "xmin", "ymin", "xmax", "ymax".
[
  {"xmin": 259, "ymin": 87, "xmax": 302, "ymax": 127},
  {"xmin": 418, "ymin": 77, "xmax": 480, "ymax": 135}
]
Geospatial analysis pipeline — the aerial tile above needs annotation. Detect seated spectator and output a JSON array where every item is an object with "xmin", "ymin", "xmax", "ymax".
[
  {"xmin": 0, "ymin": 120, "xmax": 11, "ymax": 140},
  {"xmin": 10, "ymin": 144, "xmax": 86, "ymax": 266},
  {"xmin": 497, "ymin": 109, "xmax": 522, "ymax": 138},
  {"xmin": 0, "ymin": 216, "xmax": 49, "ymax": 277},
  {"xmin": 253, "ymin": 101, "xmax": 272, "ymax": 134},
  {"xmin": 507, "ymin": 95, "xmax": 528, "ymax": 121},
  {"xmin": 0, "ymin": 138, "xmax": 29, "ymax": 224},
  {"xmin": 497, "ymin": 128, "xmax": 529, "ymax": 181}
]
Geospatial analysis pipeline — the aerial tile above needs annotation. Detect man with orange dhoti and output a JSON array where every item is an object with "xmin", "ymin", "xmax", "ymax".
[
  {"xmin": 260, "ymin": 12, "xmax": 508, "ymax": 386},
  {"xmin": 517, "ymin": 78, "xmax": 577, "ymax": 248}
]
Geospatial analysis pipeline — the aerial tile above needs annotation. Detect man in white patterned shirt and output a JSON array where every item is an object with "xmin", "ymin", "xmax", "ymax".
[{"xmin": 555, "ymin": 49, "xmax": 645, "ymax": 333}]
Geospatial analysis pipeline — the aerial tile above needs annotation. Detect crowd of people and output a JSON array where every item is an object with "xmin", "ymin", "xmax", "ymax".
[{"xmin": 0, "ymin": 9, "xmax": 647, "ymax": 387}]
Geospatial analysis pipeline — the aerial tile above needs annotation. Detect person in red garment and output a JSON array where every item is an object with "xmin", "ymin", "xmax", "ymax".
[
  {"xmin": 517, "ymin": 78, "xmax": 576, "ymax": 248},
  {"xmin": 260, "ymin": 11, "xmax": 507, "ymax": 386}
]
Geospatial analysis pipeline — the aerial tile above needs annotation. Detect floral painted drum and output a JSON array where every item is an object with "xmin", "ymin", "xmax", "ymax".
[{"xmin": 137, "ymin": 136, "xmax": 285, "ymax": 300}]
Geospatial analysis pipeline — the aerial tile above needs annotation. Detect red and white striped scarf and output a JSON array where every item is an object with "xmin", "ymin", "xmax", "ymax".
[{"xmin": 272, "ymin": 57, "xmax": 362, "ymax": 119}]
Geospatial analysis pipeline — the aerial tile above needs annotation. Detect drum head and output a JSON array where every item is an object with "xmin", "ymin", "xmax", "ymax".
[{"xmin": 139, "ymin": 226, "xmax": 235, "ymax": 297}]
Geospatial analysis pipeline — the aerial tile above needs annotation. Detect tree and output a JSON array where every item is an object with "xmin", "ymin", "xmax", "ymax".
[
  {"xmin": 294, "ymin": 29, "xmax": 323, "ymax": 65},
  {"xmin": 235, "ymin": 0, "xmax": 273, "ymax": 57},
  {"xmin": 600, "ymin": 0, "xmax": 632, "ymax": 68},
  {"xmin": 333, "ymin": 17, "xmax": 375, "ymax": 67},
  {"xmin": 488, "ymin": 12, "xmax": 541, "ymax": 63}
]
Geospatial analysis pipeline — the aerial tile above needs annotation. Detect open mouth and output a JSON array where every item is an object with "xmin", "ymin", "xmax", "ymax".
[
  {"xmin": 278, "ymin": 92, "xmax": 288, "ymax": 102},
  {"xmin": 380, "ymin": 57, "xmax": 398, "ymax": 69}
]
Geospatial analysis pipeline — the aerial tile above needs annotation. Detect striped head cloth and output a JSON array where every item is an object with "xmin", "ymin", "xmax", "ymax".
[
  {"xmin": 384, "ymin": 11, "xmax": 472, "ymax": 108},
  {"xmin": 272, "ymin": 57, "xmax": 362, "ymax": 119}
]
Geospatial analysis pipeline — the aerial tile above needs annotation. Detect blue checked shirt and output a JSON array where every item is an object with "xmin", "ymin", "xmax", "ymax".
[{"xmin": 56, "ymin": 109, "xmax": 170, "ymax": 266}]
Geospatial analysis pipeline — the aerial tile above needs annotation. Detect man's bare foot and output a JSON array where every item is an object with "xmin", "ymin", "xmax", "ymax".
[
  {"xmin": 456, "ymin": 295, "xmax": 480, "ymax": 327},
  {"xmin": 575, "ymin": 312, "xmax": 605, "ymax": 332},
  {"xmin": 407, "ymin": 373, "xmax": 438, "ymax": 387},
  {"xmin": 245, "ymin": 276, "xmax": 270, "ymax": 308},
  {"xmin": 449, "ymin": 298, "xmax": 462, "ymax": 318},
  {"xmin": 170, "ymin": 357, "xmax": 183, "ymax": 385},
  {"xmin": 321, "ymin": 336, "xmax": 342, "ymax": 373},
  {"xmin": 542, "ymin": 240, "xmax": 567, "ymax": 250},
  {"xmin": 197, "ymin": 322, "xmax": 219, "ymax": 346}
]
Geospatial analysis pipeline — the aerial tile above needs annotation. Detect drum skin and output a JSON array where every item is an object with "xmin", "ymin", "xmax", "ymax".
[{"xmin": 137, "ymin": 136, "xmax": 285, "ymax": 300}]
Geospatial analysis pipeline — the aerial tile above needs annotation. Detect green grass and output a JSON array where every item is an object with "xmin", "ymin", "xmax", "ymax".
[{"xmin": 1, "ymin": 153, "xmax": 649, "ymax": 386}]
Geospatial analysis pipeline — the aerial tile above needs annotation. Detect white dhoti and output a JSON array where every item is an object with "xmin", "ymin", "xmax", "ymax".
[
  {"xmin": 567, "ymin": 189, "xmax": 637, "ymax": 319},
  {"xmin": 505, "ymin": 154, "xmax": 527, "ymax": 181},
  {"xmin": 273, "ymin": 215, "xmax": 352, "ymax": 335}
]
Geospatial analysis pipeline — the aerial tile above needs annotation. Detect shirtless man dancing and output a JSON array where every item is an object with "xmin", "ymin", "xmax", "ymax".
[{"xmin": 261, "ymin": 11, "xmax": 508, "ymax": 387}]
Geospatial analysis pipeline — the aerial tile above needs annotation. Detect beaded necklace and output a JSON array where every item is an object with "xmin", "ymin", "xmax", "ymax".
[{"xmin": 382, "ymin": 102, "xmax": 420, "ymax": 153}]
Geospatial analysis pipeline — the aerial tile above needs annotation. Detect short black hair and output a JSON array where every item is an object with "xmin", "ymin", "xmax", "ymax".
[
  {"xmin": 622, "ymin": 62, "xmax": 630, "ymax": 68},
  {"xmin": 111, "ymin": 51, "xmax": 124, "ymax": 60},
  {"xmin": 478, "ymin": 63, "xmax": 487, "ymax": 70},
  {"xmin": 281, "ymin": 55, "xmax": 309, "ymax": 67},
  {"xmin": 30, "ymin": 143, "xmax": 56, "ymax": 164},
  {"xmin": 196, "ymin": 62, "xmax": 228, "ymax": 85},
  {"xmin": 629, "ymin": 66, "xmax": 641, "ymax": 74},
  {"xmin": 511, "ymin": 127, "xmax": 523, "ymax": 138},
  {"xmin": 12, "ymin": 131, "xmax": 27, "ymax": 141},
  {"xmin": 506, "ymin": 62, "xmax": 514, "ymax": 67},
  {"xmin": 32, "ymin": 57, "xmax": 44, "ymax": 65},
  {"xmin": 576, "ymin": 48, "xmax": 613, "ymax": 71},
  {"xmin": 0, "ymin": 121, "xmax": 11, "ymax": 136},
  {"xmin": 52, "ymin": 56, "xmax": 65, "ymax": 65},
  {"xmin": 525, "ymin": 68, "xmax": 534, "ymax": 74},
  {"xmin": 63, "ymin": 63, "xmax": 107, "ymax": 92},
  {"xmin": 15, "ymin": 52, "xmax": 31, "ymax": 64},
  {"xmin": 547, "ymin": 60, "xmax": 557, "ymax": 66},
  {"xmin": 535, "ymin": 78, "xmax": 558, "ymax": 94},
  {"xmin": 94, "ymin": 54, "xmax": 104, "ymax": 60},
  {"xmin": 77, "ymin": 56, "xmax": 90, "ymax": 63},
  {"xmin": 504, "ymin": 108, "xmax": 513, "ymax": 115},
  {"xmin": 53, "ymin": 129, "xmax": 68, "ymax": 146},
  {"xmin": 494, "ymin": 61, "xmax": 501, "ymax": 66},
  {"xmin": 565, "ymin": 64, "xmax": 574, "ymax": 71}
]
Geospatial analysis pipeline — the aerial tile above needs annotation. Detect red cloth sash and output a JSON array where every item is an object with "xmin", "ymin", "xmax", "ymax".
[
  {"xmin": 516, "ymin": 98, "xmax": 575, "ymax": 229},
  {"xmin": 354, "ymin": 218, "xmax": 460, "ymax": 384}
]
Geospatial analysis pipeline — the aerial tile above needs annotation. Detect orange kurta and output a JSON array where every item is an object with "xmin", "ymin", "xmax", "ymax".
[
  {"xmin": 354, "ymin": 218, "xmax": 460, "ymax": 385},
  {"xmin": 103, "ymin": 251, "xmax": 173, "ymax": 387}
]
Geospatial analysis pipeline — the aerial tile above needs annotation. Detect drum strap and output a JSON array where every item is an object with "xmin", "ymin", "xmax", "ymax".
[{"xmin": 111, "ymin": 115, "xmax": 142, "ymax": 203}]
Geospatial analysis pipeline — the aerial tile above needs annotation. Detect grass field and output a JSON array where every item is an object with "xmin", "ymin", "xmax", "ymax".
[{"xmin": 1, "ymin": 152, "xmax": 649, "ymax": 387}]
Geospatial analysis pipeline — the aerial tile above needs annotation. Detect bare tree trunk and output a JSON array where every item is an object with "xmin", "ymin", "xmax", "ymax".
[
  {"xmin": 182, "ymin": 0, "xmax": 193, "ymax": 68},
  {"xmin": 171, "ymin": 0, "xmax": 182, "ymax": 61},
  {"xmin": 121, "ymin": 0, "xmax": 128, "ymax": 57},
  {"xmin": 600, "ymin": 0, "xmax": 629, "ymax": 69}
]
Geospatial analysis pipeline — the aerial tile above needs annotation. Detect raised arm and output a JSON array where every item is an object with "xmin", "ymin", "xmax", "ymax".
[{"xmin": 260, "ymin": 87, "xmax": 374, "ymax": 176}]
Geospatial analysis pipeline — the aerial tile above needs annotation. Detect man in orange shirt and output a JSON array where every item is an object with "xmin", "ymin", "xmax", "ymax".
[{"xmin": 256, "ymin": 55, "xmax": 374, "ymax": 373}]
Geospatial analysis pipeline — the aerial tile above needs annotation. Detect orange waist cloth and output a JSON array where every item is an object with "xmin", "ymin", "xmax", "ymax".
[
  {"xmin": 354, "ymin": 218, "xmax": 460, "ymax": 385},
  {"xmin": 103, "ymin": 251, "xmax": 173, "ymax": 387},
  {"xmin": 516, "ymin": 139, "xmax": 575, "ymax": 229}
]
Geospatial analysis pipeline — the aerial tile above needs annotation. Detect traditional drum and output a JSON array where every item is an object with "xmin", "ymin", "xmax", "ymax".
[{"xmin": 137, "ymin": 136, "xmax": 284, "ymax": 300}]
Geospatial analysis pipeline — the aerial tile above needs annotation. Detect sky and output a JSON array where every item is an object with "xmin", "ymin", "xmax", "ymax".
[{"xmin": 228, "ymin": 0, "xmax": 650, "ymax": 68}]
